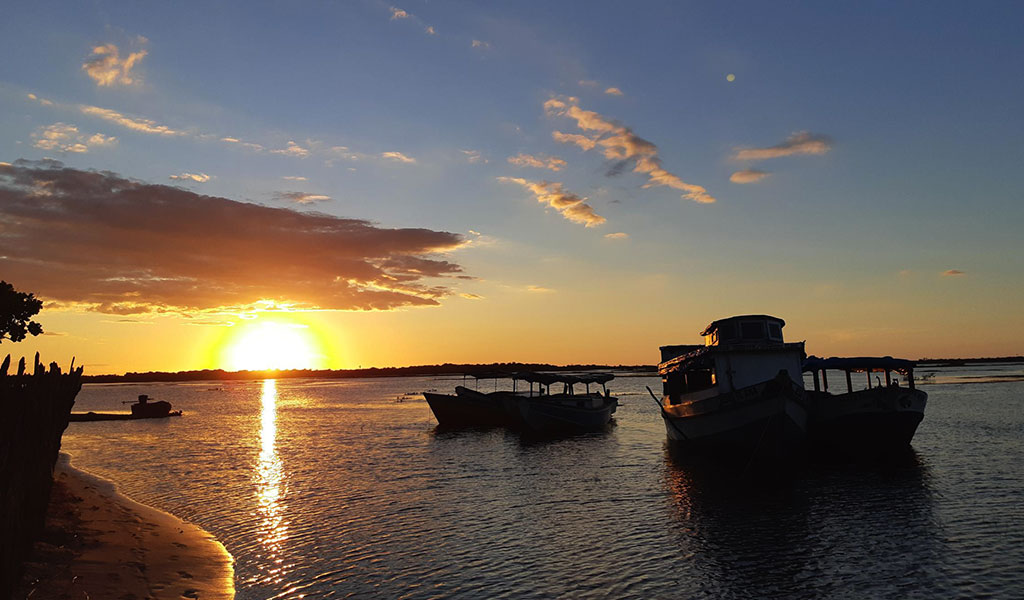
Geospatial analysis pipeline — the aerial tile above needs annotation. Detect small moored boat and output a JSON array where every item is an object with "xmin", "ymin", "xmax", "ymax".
[
  {"xmin": 423, "ymin": 372, "xmax": 522, "ymax": 427},
  {"xmin": 803, "ymin": 356, "xmax": 927, "ymax": 457},
  {"xmin": 511, "ymin": 372, "xmax": 618, "ymax": 433}
]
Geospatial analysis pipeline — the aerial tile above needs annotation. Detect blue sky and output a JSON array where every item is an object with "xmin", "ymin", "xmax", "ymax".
[{"xmin": 2, "ymin": 1, "xmax": 1022, "ymax": 370}]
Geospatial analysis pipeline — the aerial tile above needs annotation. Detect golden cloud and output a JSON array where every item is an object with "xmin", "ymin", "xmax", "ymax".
[
  {"xmin": 604, "ymin": 232, "xmax": 629, "ymax": 240},
  {"xmin": 390, "ymin": 7, "xmax": 409, "ymax": 19},
  {"xmin": 381, "ymin": 151, "xmax": 416, "ymax": 164},
  {"xmin": 497, "ymin": 177, "xmax": 606, "ymax": 227},
  {"xmin": 80, "ymin": 105, "xmax": 182, "ymax": 136},
  {"xmin": 942, "ymin": 269, "xmax": 966, "ymax": 277},
  {"xmin": 271, "ymin": 141, "xmax": 311, "ymax": 158},
  {"xmin": 0, "ymin": 160, "xmax": 468, "ymax": 314},
  {"xmin": 32, "ymin": 123, "xmax": 117, "ymax": 154},
  {"xmin": 507, "ymin": 153, "xmax": 567, "ymax": 172},
  {"xmin": 604, "ymin": 87, "xmax": 624, "ymax": 96},
  {"xmin": 274, "ymin": 191, "xmax": 331, "ymax": 204},
  {"xmin": 82, "ymin": 42, "xmax": 147, "ymax": 87},
  {"xmin": 729, "ymin": 169, "xmax": 770, "ymax": 184},
  {"xmin": 546, "ymin": 97, "xmax": 714, "ymax": 204},
  {"xmin": 169, "ymin": 172, "xmax": 211, "ymax": 183}
]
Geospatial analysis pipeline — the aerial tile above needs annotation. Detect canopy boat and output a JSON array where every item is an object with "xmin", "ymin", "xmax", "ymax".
[
  {"xmin": 658, "ymin": 315, "xmax": 808, "ymax": 460},
  {"xmin": 802, "ymin": 356, "xmax": 928, "ymax": 457},
  {"xmin": 510, "ymin": 372, "xmax": 618, "ymax": 433},
  {"xmin": 423, "ymin": 372, "xmax": 523, "ymax": 427}
]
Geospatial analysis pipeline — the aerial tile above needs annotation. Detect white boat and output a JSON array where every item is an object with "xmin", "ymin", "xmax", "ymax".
[
  {"xmin": 657, "ymin": 315, "xmax": 808, "ymax": 460},
  {"xmin": 802, "ymin": 356, "xmax": 928, "ymax": 457}
]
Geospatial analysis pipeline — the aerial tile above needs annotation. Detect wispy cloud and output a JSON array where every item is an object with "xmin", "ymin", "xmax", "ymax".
[
  {"xmin": 26, "ymin": 93, "xmax": 54, "ymax": 106},
  {"xmin": 221, "ymin": 137, "xmax": 264, "ymax": 151},
  {"xmin": 282, "ymin": 175, "xmax": 308, "ymax": 181},
  {"xmin": 545, "ymin": 97, "xmax": 714, "ymax": 204},
  {"xmin": 80, "ymin": 105, "xmax": 182, "ymax": 136},
  {"xmin": 527, "ymin": 285, "xmax": 553, "ymax": 293},
  {"xmin": 552, "ymin": 131, "xmax": 598, "ymax": 151},
  {"xmin": 271, "ymin": 141, "xmax": 311, "ymax": 158},
  {"xmin": 497, "ymin": 177, "xmax": 606, "ymax": 227},
  {"xmin": 461, "ymin": 150, "xmax": 487, "ymax": 164},
  {"xmin": 82, "ymin": 41, "xmax": 147, "ymax": 87},
  {"xmin": 508, "ymin": 153, "xmax": 567, "ymax": 172},
  {"xmin": 0, "ymin": 160, "xmax": 468, "ymax": 314},
  {"xmin": 732, "ymin": 132, "xmax": 832, "ymax": 161},
  {"xmin": 604, "ymin": 87, "xmax": 624, "ymax": 96},
  {"xmin": 381, "ymin": 151, "xmax": 416, "ymax": 164},
  {"xmin": 390, "ymin": 7, "xmax": 409, "ymax": 19},
  {"xmin": 942, "ymin": 269, "xmax": 966, "ymax": 277},
  {"xmin": 472, "ymin": 40, "xmax": 491, "ymax": 49},
  {"xmin": 604, "ymin": 232, "xmax": 629, "ymax": 240},
  {"xmin": 274, "ymin": 191, "xmax": 331, "ymax": 204},
  {"xmin": 460, "ymin": 292, "xmax": 482, "ymax": 300},
  {"xmin": 169, "ymin": 172, "xmax": 211, "ymax": 183},
  {"xmin": 729, "ymin": 169, "xmax": 770, "ymax": 184},
  {"xmin": 425, "ymin": 26, "xmax": 436, "ymax": 35},
  {"xmin": 32, "ymin": 123, "xmax": 116, "ymax": 153}
]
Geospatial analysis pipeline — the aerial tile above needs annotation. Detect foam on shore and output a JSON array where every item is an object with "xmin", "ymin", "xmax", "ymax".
[{"xmin": 17, "ymin": 453, "xmax": 235, "ymax": 599}]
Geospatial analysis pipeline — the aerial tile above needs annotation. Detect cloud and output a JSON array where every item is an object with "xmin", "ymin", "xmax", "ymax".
[
  {"xmin": 271, "ymin": 141, "xmax": 310, "ymax": 158},
  {"xmin": 729, "ymin": 169, "xmax": 770, "ymax": 184},
  {"xmin": 80, "ymin": 105, "xmax": 182, "ymax": 136},
  {"xmin": 274, "ymin": 191, "xmax": 331, "ymax": 204},
  {"xmin": 545, "ymin": 97, "xmax": 714, "ymax": 204},
  {"xmin": 942, "ymin": 269, "xmax": 966, "ymax": 277},
  {"xmin": 381, "ymin": 151, "xmax": 416, "ymax": 164},
  {"xmin": 27, "ymin": 93, "xmax": 54, "ymax": 106},
  {"xmin": 497, "ymin": 177, "xmax": 606, "ymax": 227},
  {"xmin": 507, "ymin": 153, "xmax": 566, "ymax": 172},
  {"xmin": 460, "ymin": 293, "xmax": 482, "ymax": 300},
  {"xmin": 472, "ymin": 40, "xmax": 491, "ymax": 49},
  {"xmin": 221, "ymin": 137, "xmax": 264, "ymax": 151},
  {"xmin": 282, "ymin": 175, "xmax": 308, "ymax": 181},
  {"xmin": 0, "ymin": 160, "xmax": 468, "ymax": 314},
  {"xmin": 425, "ymin": 26, "xmax": 436, "ymax": 35},
  {"xmin": 527, "ymin": 285, "xmax": 553, "ymax": 293},
  {"xmin": 169, "ymin": 172, "xmax": 211, "ymax": 183},
  {"xmin": 82, "ymin": 42, "xmax": 147, "ymax": 87},
  {"xmin": 604, "ymin": 232, "xmax": 629, "ymax": 240},
  {"xmin": 32, "ymin": 123, "xmax": 117, "ymax": 153},
  {"xmin": 604, "ymin": 87, "xmax": 624, "ymax": 96},
  {"xmin": 390, "ymin": 7, "xmax": 409, "ymax": 19},
  {"xmin": 732, "ymin": 132, "xmax": 832, "ymax": 161},
  {"xmin": 461, "ymin": 150, "xmax": 487, "ymax": 164}
]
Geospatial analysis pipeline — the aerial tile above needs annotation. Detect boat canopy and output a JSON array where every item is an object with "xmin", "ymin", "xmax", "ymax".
[
  {"xmin": 802, "ymin": 356, "xmax": 916, "ymax": 373},
  {"xmin": 660, "ymin": 342, "xmax": 805, "ymax": 375},
  {"xmin": 513, "ymin": 372, "xmax": 614, "ymax": 385}
]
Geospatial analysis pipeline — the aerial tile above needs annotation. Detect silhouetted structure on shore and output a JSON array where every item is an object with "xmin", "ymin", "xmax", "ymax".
[{"xmin": 0, "ymin": 353, "xmax": 82, "ymax": 598}]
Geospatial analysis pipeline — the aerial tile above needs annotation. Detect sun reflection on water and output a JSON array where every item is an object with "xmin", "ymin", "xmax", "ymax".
[{"xmin": 254, "ymin": 379, "xmax": 288, "ymax": 583}]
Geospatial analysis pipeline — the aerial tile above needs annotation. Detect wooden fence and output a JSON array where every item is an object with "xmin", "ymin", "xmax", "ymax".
[{"xmin": 0, "ymin": 353, "xmax": 82, "ymax": 598}]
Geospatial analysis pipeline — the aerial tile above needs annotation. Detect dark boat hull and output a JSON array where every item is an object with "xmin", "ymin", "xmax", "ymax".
[
  {"xmin": 423, "ymin": 388, "xmax": 514, "ymax": 427},
  {"xmin": 516, "ymin": 395, "xmax": 617, "ymax": 433},
  {"xmin": 807, "ymin": 387, "xmax": 927, "ymax": 458}
]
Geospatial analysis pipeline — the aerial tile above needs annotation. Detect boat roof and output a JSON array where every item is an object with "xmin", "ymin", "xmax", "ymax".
[
  {"xmin": 802, "ymin": 356, "xmax": 916, "ymax": 372},
  {"xmin": 700, "ymin": 314, "xmax": 785, "ymax": 336},
  {"xmin": 659, "ymin": 342, "xmax": 805, "ymax": 375},
  {"xmin": 513, "ymin": 372, "xmax": 614, "ymax": 385}
]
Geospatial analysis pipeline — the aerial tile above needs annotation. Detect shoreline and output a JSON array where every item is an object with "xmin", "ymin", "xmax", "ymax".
[{"xmin": 16, "ymin": 453, "xmax": 234, "ymax": 599}]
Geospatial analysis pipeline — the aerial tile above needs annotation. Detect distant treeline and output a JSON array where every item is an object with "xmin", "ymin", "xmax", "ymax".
[
  {"xmin": 82, "ymin": 363, "xmax": 658, "ymax": 383},
  {"xmin": 916, "ymin": 356, "xmax": 1024, "ymax": 367}
]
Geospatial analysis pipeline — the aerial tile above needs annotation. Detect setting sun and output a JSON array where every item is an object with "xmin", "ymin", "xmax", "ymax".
[{"xmin": 221, "ymin": 320, "xmax": 323, "ymax": 371}]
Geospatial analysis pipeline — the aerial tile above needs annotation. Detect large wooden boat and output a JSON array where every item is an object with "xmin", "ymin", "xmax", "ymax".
[
  {"xmin": 423, "ymin": 373, "xmax": 520, "ymax": 427},
  {"xmin": 658, "ymin": 315, "xmax": 808, "ymax": 460},
  {"xmin": 802, "ymin": 356, "xmax": 927, "ymax": 457}
]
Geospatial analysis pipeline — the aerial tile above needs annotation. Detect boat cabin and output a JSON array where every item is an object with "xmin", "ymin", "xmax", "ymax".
[
  {"xmin": 513, "ymin": 372, "xmax": 614, "ymax": 397},
  {"xmin": 802, "ymin": 356, "xmax": 917, "ymax": 393},
  {"xmin": 659, "ymin": 315, "xmax": 805, "ymax": 405}
]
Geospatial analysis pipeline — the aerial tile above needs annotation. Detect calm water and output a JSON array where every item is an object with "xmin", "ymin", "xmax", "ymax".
[{"xmin": 62, "ymin": 365, "xmax": 1024, "ymax": 599}]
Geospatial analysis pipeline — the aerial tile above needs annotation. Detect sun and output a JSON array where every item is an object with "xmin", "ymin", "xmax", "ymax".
[{"xmin": 220, "ymin": 319, "xmax": 323, "ymax": 371}]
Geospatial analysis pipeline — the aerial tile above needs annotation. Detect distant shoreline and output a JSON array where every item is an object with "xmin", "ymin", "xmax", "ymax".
[{"xmin": 75, "ymin": 356, "xmax": 1024, "ymax": 383}]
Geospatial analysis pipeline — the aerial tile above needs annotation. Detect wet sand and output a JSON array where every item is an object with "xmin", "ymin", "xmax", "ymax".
[{"xmin": 16, "ymin": 454, "xmax": 234, "ymax": 599}]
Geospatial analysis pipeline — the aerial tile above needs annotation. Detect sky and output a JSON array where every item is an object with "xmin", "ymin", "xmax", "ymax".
[{"xmin": 1, "ymin": 1, "xmax": 1022, "ymax": 373}]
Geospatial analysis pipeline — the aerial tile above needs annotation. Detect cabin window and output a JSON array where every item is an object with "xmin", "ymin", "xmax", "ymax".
[
  {"xmin": 740, "ymin": 321, "xmax": 766, "ymax": 340},
  {"xmin": 663, "ymin": 373, "xmax": 685, "ymax": 404},
  {"xmin": 686, "ymin": 369, "xmax": 716, "ymax": 392},
  {"xmin": 717, "ymin": 322, "xmax": 737, "ymax": 342},
  {"xmin": 767, "ymin": 322, "xmax": 782, "ymax": 340}
]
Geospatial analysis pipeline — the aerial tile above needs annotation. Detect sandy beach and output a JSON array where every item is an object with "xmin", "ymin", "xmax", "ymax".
[{"xmin": 15, "ymin": 454, "xmax": 234, "ymax": 600}]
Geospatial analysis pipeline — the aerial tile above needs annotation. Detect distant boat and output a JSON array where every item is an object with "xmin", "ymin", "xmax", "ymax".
[
  {"xmin": 423, "ymin": 372, "xmax": 522, "ymax": 427},
  {"xmin": 510, "ymin": 372, "xmax": 618, "ymax": 433},
  {"xmin": 657, "ymin": 315, "xmax": 807, "ymax": 461},
  {"xmin": 803, "ymin": 356, "xmax": 928, "ymax": 457},
  {"xmin": 69, "ymin": 394, "xmax": 182, "ymax": 422}
]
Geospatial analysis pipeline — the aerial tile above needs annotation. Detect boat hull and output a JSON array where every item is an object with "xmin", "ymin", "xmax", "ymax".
[
  {"xmin": 423, "ymin": 387, "xmax": 514, "ymax": 427},
  {"xmin": 807, "ymin": 387, "xmax": 927, "ymax": 457},
  {"xmin": 661, "ymin": 377, "xmax": 807, "ymax": 460},
  {"xmin": 517, "ymin": 395, "xmax": 617, "ymax": 433}
]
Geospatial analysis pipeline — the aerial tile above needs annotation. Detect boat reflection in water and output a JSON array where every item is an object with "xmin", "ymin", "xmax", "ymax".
[
  {"xmin": 253, "ymin": 379, "xmax": 288, "ymax": 585},
  {"xmin": 661, "ymin": 444, "xmax": 952, "ymax": 598}
]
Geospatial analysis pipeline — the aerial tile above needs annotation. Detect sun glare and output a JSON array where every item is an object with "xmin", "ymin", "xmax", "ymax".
[{"xmin": 222, "ymin": 320, "xmax": 322, "ymax": 371}]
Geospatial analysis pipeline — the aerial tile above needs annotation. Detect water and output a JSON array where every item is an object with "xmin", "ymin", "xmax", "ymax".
[{"xmin": 61, "ymin": 365, "xmax": 1024, "ymax": 598}]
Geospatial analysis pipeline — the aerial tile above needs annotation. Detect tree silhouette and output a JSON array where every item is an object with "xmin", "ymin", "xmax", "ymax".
[{"xmin": 0, "ymin": 281, "xmax": 43, "ymax": 343}]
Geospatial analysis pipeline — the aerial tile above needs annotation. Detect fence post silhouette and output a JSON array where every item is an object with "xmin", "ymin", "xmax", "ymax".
[{"xmin": 0, "ymin": 354, "xmax": 83, "ymax": 598}]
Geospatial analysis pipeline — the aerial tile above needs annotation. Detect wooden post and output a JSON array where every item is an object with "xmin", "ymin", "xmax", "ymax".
[
  {"xmin": 885, "ymin": 370, "xmax": 891, "ymax": 386},
  {"xmin": 812, "ymin": 370, "xmax": 820, "ymax": 392},
  {"xmin": 822, "ymin": 369, "xmax": 829, "ymax": 392},
  {"xmin": 866, "ymin": 370, "xmax": 872, "ymax": 389},
  {"xmin": 845, "ymin": 370, "xmax": 853, "ymax": 393},
  {"xmin": 908, "ymin": 370, "xmax": 915, "ymax": 390}
]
